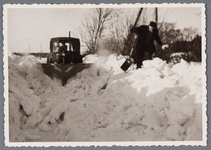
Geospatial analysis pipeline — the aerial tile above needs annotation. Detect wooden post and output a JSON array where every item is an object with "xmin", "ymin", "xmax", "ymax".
[
  {"xmin": 123, "ymin": 8, "xmax": 143, "ymax": 55},
  {"xmin": 134, "ymin": 8, "xmax": 143, "ymax": 27}
]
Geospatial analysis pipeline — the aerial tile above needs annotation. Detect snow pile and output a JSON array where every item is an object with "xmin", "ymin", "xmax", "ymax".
[
  {"xmin": 8, "ymin": 55, "xmax": 62, "ymax": 141},
  {"xmin": 8, "ymin": 54, "xmax": 203, "ymax": 142},
  {"xmin": 83, "ymin": 54, "xmax": 130, "ymax": 72}
]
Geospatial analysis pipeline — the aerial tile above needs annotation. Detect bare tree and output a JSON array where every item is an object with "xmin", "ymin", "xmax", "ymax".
[
  {"xmin": 101, "ymin": 8, "xmax": 143, "ymax": 55},
  {"xmin": 79, "ymin": 8, "xmax": 116, "ymax": 55},
  {"xmin": 79, "ymin": 7, "xmax": 171, "ymax": 56},
  {"xmin": 182, "ymin": 27, "xmax": 199, "ymax": 41}
]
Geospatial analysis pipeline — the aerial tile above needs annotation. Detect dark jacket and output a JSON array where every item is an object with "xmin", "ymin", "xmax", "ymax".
[{"xmin": 131, "ymin": 25, "xmax": 163, "ymax": 53}]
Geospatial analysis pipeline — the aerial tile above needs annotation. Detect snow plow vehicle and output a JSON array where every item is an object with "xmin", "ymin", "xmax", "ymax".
[
  {"xmin": 37, "ymin": 33, "xmax": 92, "ymax": 85},
  {"xmin": 47, "ymin": 37, "xmax": 82, "ymax": 64}
]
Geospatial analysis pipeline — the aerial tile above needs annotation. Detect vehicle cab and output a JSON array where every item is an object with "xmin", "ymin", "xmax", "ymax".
[{"xmin": 47, "ymin": 37, "xmax": 82, "ymax": 64}]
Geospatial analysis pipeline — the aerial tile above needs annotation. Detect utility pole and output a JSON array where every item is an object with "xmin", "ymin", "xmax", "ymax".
[
  {"xmin": 39, "ymin": 42, "xmax": 42, "ymax": 59},
  {"xmin": 40, "ymin": 42, "xmax": 42, "ymax": 52},
  {"xmin": 155, "ymin": 7, "xmax": 158, "ymax": 24},
  {"xmin": 29, "ymin": 39, "xmax": 30, "ymax": 53}
]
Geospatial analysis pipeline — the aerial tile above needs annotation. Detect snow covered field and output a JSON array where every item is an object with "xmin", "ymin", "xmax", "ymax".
[{"xmin": 7, "ymin": 53, "xmax": 204, "ymax": 143}]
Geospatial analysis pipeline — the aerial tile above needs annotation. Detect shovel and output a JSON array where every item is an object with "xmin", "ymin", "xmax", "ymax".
[
  {"xmin": 120, "ymin": 8, "xmax": 143, "ymax": 72},
  {"xmin": 120, "ymin": 48, "xmax": 134, "ymax": 72}
]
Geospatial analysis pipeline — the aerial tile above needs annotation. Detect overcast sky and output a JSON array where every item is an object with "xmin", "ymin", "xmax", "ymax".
[{"xmin": 6, "ymin": 5, "xmax": 203, "ymax": 53}]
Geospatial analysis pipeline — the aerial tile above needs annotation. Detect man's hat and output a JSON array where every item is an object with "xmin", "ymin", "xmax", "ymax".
[{"xmin": 149, "ymin": 21, "xmax": 157, "ymax": 28}]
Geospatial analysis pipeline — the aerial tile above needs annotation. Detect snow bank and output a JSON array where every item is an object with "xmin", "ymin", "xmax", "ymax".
[{"xmin": 8, "ymin": 54, "xmax": 202, "ymax": 142}]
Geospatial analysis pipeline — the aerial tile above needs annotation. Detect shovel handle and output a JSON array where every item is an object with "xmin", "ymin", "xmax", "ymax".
[{"xmin": 129, "ymin": 48, "xmax": 134, "ymax": 57}]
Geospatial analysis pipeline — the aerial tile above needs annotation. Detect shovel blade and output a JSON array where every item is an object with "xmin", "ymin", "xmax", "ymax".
[{"xmin": 120, "ymin": 58, "xmax": 133, "ymax": 72}]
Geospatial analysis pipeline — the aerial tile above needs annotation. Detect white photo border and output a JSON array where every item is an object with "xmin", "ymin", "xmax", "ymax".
[{"xmin": 3, "ymin": 3, "xmax": 207, "ymax": 147}]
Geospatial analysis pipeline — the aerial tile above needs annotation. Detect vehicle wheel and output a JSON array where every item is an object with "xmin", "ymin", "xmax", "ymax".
[
  {"xmin": 77, "ymin": 55, "xmax": 83, "ymax": 63},
  {"xmin": 47, "ymin": 56, "xmax": 52, "ymax": 63}
]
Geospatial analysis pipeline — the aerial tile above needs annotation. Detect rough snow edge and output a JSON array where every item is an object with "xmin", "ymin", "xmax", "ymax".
[{"xmin": 3, "ymin": 3, "xmax": 207, "ymax": 147}]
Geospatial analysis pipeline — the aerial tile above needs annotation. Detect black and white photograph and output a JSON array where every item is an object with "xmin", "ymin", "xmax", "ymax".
[{"xmin": 3, "ymin": 3, "xmax": 206, "ymax": 147}]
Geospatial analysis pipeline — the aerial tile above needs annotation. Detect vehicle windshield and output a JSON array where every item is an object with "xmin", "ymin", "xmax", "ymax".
[{"xmin": 52, "ymin": 40, "xmax": 73, "ymax": 52}]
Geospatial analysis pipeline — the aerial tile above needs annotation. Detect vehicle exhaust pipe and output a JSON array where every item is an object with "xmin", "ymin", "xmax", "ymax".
[{"xmin": 69, "ymin": 31, "xmax": 72, "ymax": 51}]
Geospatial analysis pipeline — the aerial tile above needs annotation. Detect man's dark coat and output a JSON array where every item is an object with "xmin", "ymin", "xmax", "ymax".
[{"xmin": 131, "ymin": 25, "xmax": 163, "ymax": 67}]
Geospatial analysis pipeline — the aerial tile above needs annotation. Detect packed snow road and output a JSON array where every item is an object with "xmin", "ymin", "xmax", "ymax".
[{"xmin": 8, "ymin": 54, "xmax": 202, "ymax": 142}]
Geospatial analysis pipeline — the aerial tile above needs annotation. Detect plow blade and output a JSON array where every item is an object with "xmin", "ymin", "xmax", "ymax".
[{"xmin": 37, "ymin": 63, "xmax": 93, "ymax": 85}]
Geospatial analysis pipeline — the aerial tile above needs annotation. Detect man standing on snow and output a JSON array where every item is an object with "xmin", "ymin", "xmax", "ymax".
[{"xmin": 131, "ymin": 21, "xmax": 167, "ymax": 69}]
